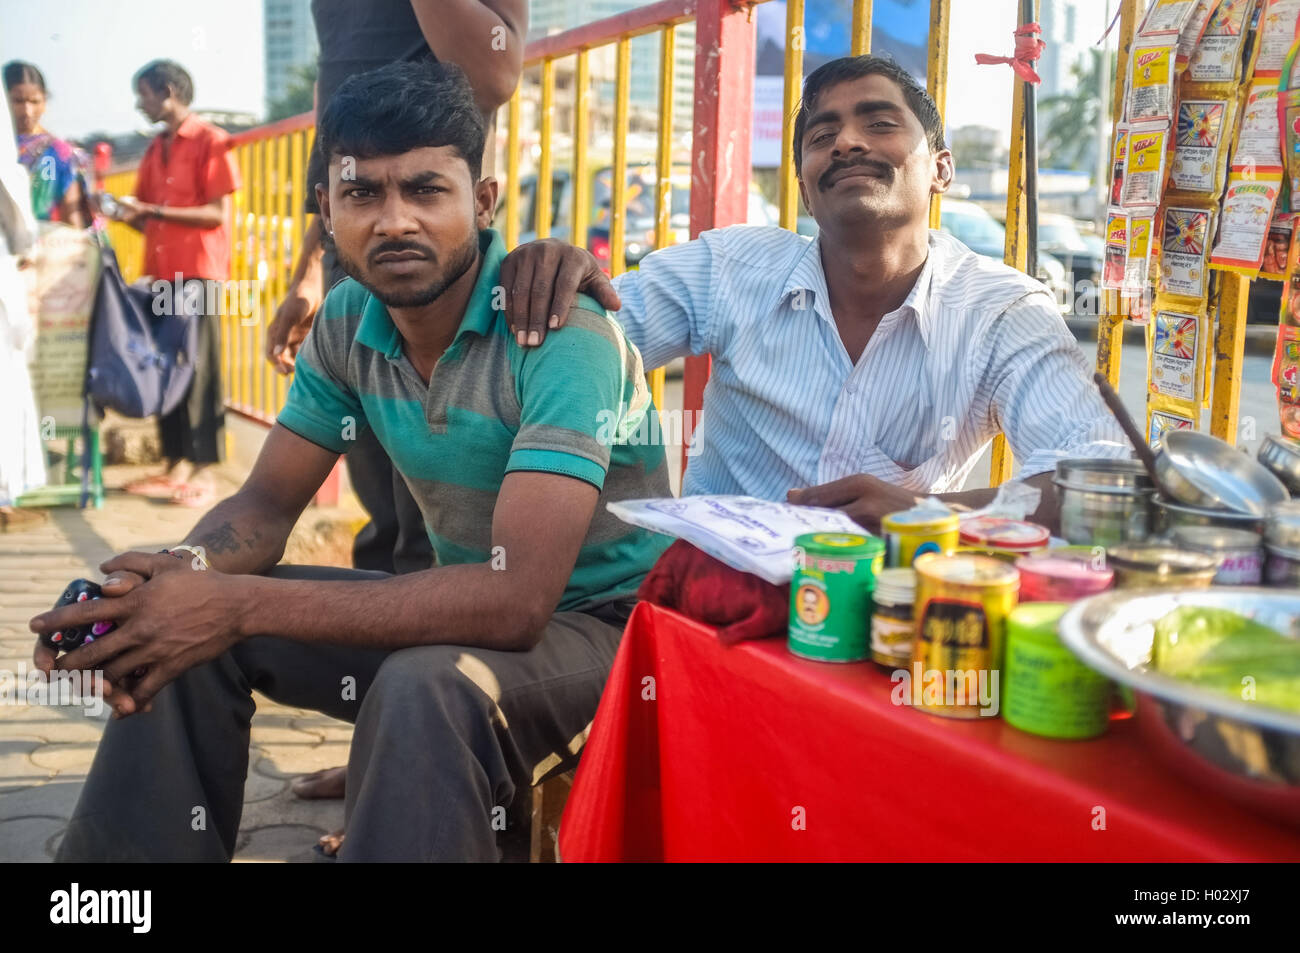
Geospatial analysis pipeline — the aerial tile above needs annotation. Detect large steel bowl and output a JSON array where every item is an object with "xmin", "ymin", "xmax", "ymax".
[
  {"xmin": 1157, "ymin": 431, "xmax": 1289, "ymax": 515},
  {"xmin": 1059, "ymin": 588, "xmax": 1300, "ymax": 828},
  {"xmin": 1258, "ymin": 434, "xmax": 1300, "ymax": 495}
]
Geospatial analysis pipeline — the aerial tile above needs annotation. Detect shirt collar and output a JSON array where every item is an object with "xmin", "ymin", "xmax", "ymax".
[
  {"xmin": 356, "ymin": 228, "xmax": 505, "ymax": 359},
  {"xmin": 172, "ymin": 113, "xmax": 203, "ymax": 140},
  {"xmin": 781, "ymin": 230, "xmax": 941, "ymax": 350}
]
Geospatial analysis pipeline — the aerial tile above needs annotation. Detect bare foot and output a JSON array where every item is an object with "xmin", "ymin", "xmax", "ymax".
[
  {"xmin": 0, "ymin": 506, "xmax": 47, "ymax": 532},
  {"xmin": 291, "ymin": 765, "xmax": 346, "ymax": 799},
  {"xmin": 319, "ymin": 830, "xmax": 345, "ymax": 857}
]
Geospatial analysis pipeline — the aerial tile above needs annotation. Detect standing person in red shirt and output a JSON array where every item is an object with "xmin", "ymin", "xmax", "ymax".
[{"xmin": 112, "ymin": 60, "xmax": 240, "ymax": 508}]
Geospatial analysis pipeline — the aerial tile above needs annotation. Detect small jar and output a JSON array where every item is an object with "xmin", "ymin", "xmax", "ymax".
[
  {"xmin": 1169, "ymin": 526, "xmax": 1263, "ymax": 586},
  {"xmin": 870, "ymin": 568, "xmax": 916, "ymax": 669},
  {"xmin": 1107, "ymin": 544, "xmax": 1219, "ymax": 589},
  {"xmin": 1003, "ymin": 602, "xmax": 1111, "ymax": 740},
  {"xmin": 1015, "ymin": 551, "xmax": 1114, "ymax": 602}
]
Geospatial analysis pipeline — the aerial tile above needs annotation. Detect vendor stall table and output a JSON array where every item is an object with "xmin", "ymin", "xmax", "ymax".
[{"xmin": 558, "ymin": 603, "xmax": 1300, "ymax": 862}]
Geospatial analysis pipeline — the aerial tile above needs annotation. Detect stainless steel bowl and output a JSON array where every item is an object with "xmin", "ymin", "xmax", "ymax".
[
  {"xmin": 1157, "ymin": 431, "xmax": 1290, "ymax": 516},
  {"xmin": 1059, "ymin": 588, "xmax": 1300, "ymax": 827},
  {"xmin": 1265, "ymin": 500, "xmax": 1300, "ymax": 552},
  {"xmin": 1258, "ymin": 435, "xmax": 1300, "ymax": 495},
  {"xmin": 1052, "ymin": 458, "xmax": 1153, "ymax": 547},
  {"xmin": 1151, "ymin": 495, "xmax": 1266, "ymax": 536}
]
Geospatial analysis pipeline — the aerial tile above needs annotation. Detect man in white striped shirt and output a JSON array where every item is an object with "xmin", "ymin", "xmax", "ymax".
[{"xmin": 501, "ymin": 55, "xmax": 1129, "ymax": 532}]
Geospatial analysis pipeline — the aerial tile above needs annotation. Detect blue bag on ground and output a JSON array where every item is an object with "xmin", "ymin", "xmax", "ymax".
[{"xmin": 85, "ymin": 235, "xmax": 197, "ymax": 419}]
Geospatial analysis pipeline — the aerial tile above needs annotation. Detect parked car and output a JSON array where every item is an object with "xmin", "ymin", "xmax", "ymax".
[
  {"xmin": 1038, "ymin": 212, "xmax": 1104, "ymax": 289},
  {"xmin": 938, "ymin": 199, "xmax": 1071, "ymax": 308},
  {"xmin": 497, "ymin": 166, "xmax": 778, "ymax": 273}
]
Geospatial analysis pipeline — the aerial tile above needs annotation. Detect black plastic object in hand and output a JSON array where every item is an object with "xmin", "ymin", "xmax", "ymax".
[{"xmin": 41, "ymin": 579, "xmax": 115, "ymax": 654}]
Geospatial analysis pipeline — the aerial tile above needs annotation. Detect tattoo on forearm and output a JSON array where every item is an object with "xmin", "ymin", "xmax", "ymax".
[{"xmin": 196, "ymin": 521, "xmax": 263, "ymax": 555}]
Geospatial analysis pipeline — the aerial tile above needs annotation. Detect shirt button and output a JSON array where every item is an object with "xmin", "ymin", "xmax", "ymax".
[
  {"xmin": 845, "ymin": 384, "xmax": 856, "ymax": 395},
  {"xmin": 166, "ymin": 177, "xmax": 174, "ymax": 184}
]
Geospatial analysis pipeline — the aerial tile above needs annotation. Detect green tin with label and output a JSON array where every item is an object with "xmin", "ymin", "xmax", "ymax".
[
  {"xmin": 1002, "ymin": 602, "xmax": 1111, "ymax": 740},
  {"xmin": 788, "ymin": 532, "xmax": 884, "ymax": 663}
]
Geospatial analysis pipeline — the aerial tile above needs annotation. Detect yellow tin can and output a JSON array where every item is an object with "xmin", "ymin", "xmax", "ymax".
[
  {"xmin": 910, "ymin": 553, "xmax": 1020, "ymax": 719},
  {"xmin": 881, "ymin": 507, "xmax": 959, "ymax": 568}
]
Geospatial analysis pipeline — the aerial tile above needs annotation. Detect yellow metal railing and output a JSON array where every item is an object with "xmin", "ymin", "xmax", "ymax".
[{"xmin": 99, "ymin": 0, "xmax": 1173, "ymax": 490}]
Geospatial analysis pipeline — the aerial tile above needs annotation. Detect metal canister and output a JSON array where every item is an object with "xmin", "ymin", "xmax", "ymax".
[
  {"xmin": 1168, "ymin": 526, "xmax": 1264, "ymax": 586},
  {"xmin": 881, "ymin": 506, "xmax": 959, "ymax": 568},
  {"xmin": 1151, "ymin": 495, "xmax": 1266, "ymax": 536},
  {"xmin": 788, "ymin": 533, "xmax": 884, "ymax": 663},
  {"xmin": 911, "ymin": 553, "xmax": 1020, "ymax": 719},
  {"xmin": 1052, "ymin": 458, "xmax": 1153, "ymax": 547},
  {"xmin": 870, "ymin": 568, "xmax": 916, "ymax": 669},
  {"xmin": 1263, "ymin": 501, "xmax": 1300, "ymax": 587},
  {"xmin": 1014, "ymin": 551, "xmax": 1113, "ymax": 602},
  {"xmin": 1003, "ymin": 603, "xmax": 1111, "ymax": 740},
  {"xmin": 958, "ymin": 517, "xmax": 1051, "ymax": 558},
  {"xmin": 1106, "ymin": 544, "xmax": 1219, "ymax": 589},
  {"xmin": 1265, "ymin": 546, "xmax": 1300, "ymax": 586}
]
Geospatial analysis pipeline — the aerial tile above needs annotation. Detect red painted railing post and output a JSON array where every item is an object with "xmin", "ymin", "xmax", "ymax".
[{"xmin": 684, "ymin": 0, "xmax": 756, "ymax": 477}]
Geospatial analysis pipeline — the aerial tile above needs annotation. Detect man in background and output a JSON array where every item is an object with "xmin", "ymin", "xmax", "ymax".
[{"xmin": 115, "ymin": 60, "xmax": 240, "ymax": 510}]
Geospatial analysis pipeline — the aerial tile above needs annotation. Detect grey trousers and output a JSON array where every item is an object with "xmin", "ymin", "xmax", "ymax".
[{"xmin": 54, "ymin": 565, "xmax": 632, "ymax": 862}]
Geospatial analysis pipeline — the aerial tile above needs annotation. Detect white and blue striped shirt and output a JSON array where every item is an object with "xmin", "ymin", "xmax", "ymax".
[{"xmin": 612, "ymin": 225, "xmax": 1129, "ymax": 499}]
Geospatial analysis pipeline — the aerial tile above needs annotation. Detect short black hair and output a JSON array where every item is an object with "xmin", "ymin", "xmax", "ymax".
[
  {"xmin": 317, "ymin": 60, "xmax": 485, "ymax": 182},
  {"xmin": 793, "ymin": 55, "xmax": 946, "ymax": 177},
  {"xmin": 134, "ymin": 60, "xmax": 194, "ymax": 105},
  {"xmin": 4, "ymin": 61, "xmax": 46, "ymax": 93}
]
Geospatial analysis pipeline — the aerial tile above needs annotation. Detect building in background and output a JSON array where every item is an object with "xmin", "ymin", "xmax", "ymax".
[
  {"xmin": 529, "ymin": 0, "xmax": 695, "ymax": 121},
  {"xmin": 1037, "ymin": 0, "xmax": 1092, "ymax": 104},
  {"xmin": 264, "ymin": 0, "xmax": 317, "ymax": 115}
]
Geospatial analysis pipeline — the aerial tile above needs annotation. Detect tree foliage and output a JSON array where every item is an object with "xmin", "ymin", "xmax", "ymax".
[
  {"xmin": 1039, "ymin": 48, "xmax": 1109, "ymax": 171},
  {"xmin": 268, "ymin": 63, "xmax": 317, "ymax": 122}
]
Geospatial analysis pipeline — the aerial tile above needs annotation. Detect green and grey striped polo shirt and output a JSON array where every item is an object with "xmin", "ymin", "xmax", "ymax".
[{"xmin": 278, "ymin": 228, "xmax": 671, "ymax": 610}]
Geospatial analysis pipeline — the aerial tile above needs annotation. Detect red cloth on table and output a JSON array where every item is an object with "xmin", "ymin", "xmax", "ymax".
[
  {"xmin": 557, "ymin": 602, "xmax": 1300, "ymax": 862},
  {"xmin": 636, "ymin": 540, "xmax": 789, "ymax": 645}
]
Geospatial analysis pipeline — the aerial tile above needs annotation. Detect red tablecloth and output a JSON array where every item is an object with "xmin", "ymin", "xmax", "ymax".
[{"xmin": 558, "ymin": 602, "xmax": 1300, "ymax": 862}]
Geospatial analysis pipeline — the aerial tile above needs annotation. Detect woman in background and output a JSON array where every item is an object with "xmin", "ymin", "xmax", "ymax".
[
  {"xmin": 0, "ymin": 99, "xmax": 47, "ymax": 526},
  {"xmin": 5, "ymin": 61, "xmax": 86, "ymax": 228}
]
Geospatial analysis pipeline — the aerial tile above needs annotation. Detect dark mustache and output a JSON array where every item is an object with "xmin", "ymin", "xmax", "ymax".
[
  {"xmin": 369, "ymin": 240, "xmax": 435, "ymax": 263},
  {"xmin": 818, "ymin": 158, "xmax": 892, "ymax": 192}
]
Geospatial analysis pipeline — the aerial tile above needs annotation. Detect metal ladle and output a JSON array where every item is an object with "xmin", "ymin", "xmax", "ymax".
[{"xmin": 1092, "ymin": 371, "xmax": 1178, "ymax": 501}]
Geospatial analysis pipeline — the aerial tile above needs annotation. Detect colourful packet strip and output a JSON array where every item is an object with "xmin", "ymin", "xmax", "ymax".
[
  {"xmin": 1209, "ymin": 171, "xmax": 1284, "ymax": 275},
  {"xmin": 1251, "ymin": 0, "xmax": 1300, "ymax": 77},
  {"xmin": 1148, "ymin": 295, "xmax": 1211, "ymax": 403},
  {"xmin": 1189, "ymin": 0, "xmax": 1255, "ymax": 83},
  {"xmin": 1159, "ymin": 204, "xmax": 1217, "ymax": 296},
  {"xmin": 1128, "ymin": 40, "xmax": 1179, "ymax": 123},
  {"xmin": 1122, "ymin": 120, "xmax": 1172, "ymax": 207},
  {"xmin": 1178, "ymin": 0, "xmax": 1225, "ymax": 67},
  {"xmin": 1171, "ymin": 86, "xmax": 1237, "ymax": 191},
  {"xmin": 1236, "ymin": 82, "xmax": 1284, "ymax": 173}
]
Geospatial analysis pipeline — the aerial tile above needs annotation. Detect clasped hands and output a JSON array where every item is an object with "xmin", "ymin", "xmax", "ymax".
[{"xmin": 29, "ymin": 552, "xmax": 243, "ymax": 719}]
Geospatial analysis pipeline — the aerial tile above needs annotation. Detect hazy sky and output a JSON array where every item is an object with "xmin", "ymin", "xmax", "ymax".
[
  {"xmin": 0, "ymin": 0, "xmax": 1109, "ymax": 140},
  {"xmin": 0, "ymin": 0, "xmax": 265, "ymax": 138}
]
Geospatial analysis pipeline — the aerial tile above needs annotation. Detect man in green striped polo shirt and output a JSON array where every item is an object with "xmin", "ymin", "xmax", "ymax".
[{"xmin": 39, "ymin": 60, "xmax": 670, "ymax": 863}]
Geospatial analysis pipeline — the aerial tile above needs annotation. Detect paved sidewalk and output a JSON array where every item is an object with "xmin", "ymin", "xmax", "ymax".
[{"xmin": 0, "ymin": 467, "xmax": 355, "ymax": 863}]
